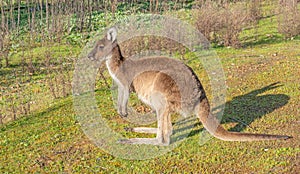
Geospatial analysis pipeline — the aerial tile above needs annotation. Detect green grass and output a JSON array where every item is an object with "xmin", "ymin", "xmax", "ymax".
[
  {"xmin": 1, "ymin": 39, "xmax": 299, "ymax": 173},
  {"xmin": 1, "ymin": 5, "xmax": 300, "ymax": 174}
]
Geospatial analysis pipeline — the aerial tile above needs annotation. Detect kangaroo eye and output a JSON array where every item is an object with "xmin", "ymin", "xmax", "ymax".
[{"xmin": 98, "ymin": 45, "xmax": 105, "ymax": 49}]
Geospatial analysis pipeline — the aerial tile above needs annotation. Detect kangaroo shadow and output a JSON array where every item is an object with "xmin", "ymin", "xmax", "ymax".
[
  {"xmin": 222, "ymin": 82, "xmax": 290, "ymax": 132},
  {"xmin": 173, "ymin": 82, "xmax": 290, "ymax": 141}
]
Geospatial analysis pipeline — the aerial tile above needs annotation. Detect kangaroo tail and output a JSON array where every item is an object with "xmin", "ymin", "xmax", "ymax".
[{"xmin": 196, "ymin": 98, "xmax": 292, "ymax": 141}]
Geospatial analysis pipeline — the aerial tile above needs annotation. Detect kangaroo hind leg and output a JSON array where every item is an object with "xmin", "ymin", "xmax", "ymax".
[
  {"xmin": 119, "ymin": 92, "xmax": 172, "ymax": 146},
  {"xmin": 118, "ymin": 107, "xmax": 172, "ymax": 146}
]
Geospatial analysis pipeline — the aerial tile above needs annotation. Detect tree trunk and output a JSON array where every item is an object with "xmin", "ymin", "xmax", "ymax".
[
  {"xmin": 26, "ymin": 0, "xmax": 31, "ymax": 30},
  {"xmin": 111, "ymin": 0, "xmax": 117, "ymax": 18},
  {"xmin": 87, "ymin": 0, "xmax": 92, "ymax": 30},
  {"xmin": 46, "ymin": 0, "xmax": 49, "ymax": 29},
  {"xmin": 10, "ymin": 0, "xmax": 15, "ymax": 30},
  {"xmin": 17, "ymin": 0, "xmax": 21, "ymax": 33},
  {"xmin": 51, "ymin": 0, "xmax": 55, "ymax": 38},
  {"xmin": 39, "ymin": 0, "xmax": 43, "ymax": 23},
  {"xmin": 31, "ymin": 0, "xmax": 36, "ymax": 35},
  {"xmin": 155, "ymin": 0, "xmax": 159, "ymax": 13},
  {"xmin": 80, "ymin": 0, "xmax": 85, "ymax": 32},
  {"xmin": 1, "ymin": 2, "xmax": 5, "ymax": 31}
]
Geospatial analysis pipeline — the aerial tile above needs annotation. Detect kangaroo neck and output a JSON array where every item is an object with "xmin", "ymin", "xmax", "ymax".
[{"xmin": 106, "ymin": 44, "xmax": 125, "ymax": 74}]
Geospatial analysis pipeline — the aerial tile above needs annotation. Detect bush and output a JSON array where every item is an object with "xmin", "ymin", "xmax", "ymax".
[
  {"xmin": 193, "ymin": 0, "xmax": 258, "ymax": 48},
  {"xmin": 193, "ymin": 1, "xmax": 221, "ymax": 43},
  {"xmin": 218, "ymin": 4, "xmax": 253, "ymax": 48},
  {"xmin": 278, "ymin": 0, "xmax": 300, "ymax": 38}
]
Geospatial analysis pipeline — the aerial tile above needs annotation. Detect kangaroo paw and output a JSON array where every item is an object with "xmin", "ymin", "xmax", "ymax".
[{"xmin": 117, "ymin": 138, "xmax": 168, "ymax": 146}]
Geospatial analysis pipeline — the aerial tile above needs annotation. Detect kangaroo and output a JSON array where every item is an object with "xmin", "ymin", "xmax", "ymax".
[{"xmin": 87, "ymin": 27, "xmax": 292, "ymax": 145}]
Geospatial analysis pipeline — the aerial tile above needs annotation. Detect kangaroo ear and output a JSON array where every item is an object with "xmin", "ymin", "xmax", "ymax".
[{"xmin": 107, "ymin": 27, "xmax": 117, "ymax": 42}]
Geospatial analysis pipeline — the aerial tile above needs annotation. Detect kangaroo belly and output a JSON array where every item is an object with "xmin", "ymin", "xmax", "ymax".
[{"xmin": 132, "ymin": 71, "xmax": 181, "ymax": 111}]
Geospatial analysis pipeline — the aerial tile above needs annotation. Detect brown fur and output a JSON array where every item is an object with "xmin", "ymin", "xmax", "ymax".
[{"xmin": 88, "ymin": 27, "xmax": 292, "ymax": 145}]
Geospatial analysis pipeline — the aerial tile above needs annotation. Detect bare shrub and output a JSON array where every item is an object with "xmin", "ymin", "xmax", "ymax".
[
  {"xmin": 0, "ymin": 68, "xmax": 33, "ymax": 123},
  {"xmin": 278, "ymin": 0, "xmax": 300, "ymax": 38},
  {"xmin": 218, "ymin": 4, "xmax": 252, "ymax": 47},
  {"xmin": 0, "ymin": 32, "xmax": 11, "ymax": 67},
  {"xmin": 193, "ymin": 1, "xmax": 256, "ymax": 48},
  {"xmin": 44, "ymin": 51, "xmax": 74, "ymax": 99},
  {"xmin": 249, "ymin": 0, "xmax": 262, "ymax": 23},
  {"xmin": 44, "ymin": 51, "xmax": 57, "ymax": 99},
  {"xmin": 120, "ymin": 36, "xmax": 187, "ymax": 58},
  {"xmin": 193, "ymin": 1, "xmax": 221, "ymax": 43}
]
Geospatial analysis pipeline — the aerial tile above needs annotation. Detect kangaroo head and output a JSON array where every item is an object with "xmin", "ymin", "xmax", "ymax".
[{"xmin": 88, "ymin": 27, "xmax": 117, "ymax": 61}]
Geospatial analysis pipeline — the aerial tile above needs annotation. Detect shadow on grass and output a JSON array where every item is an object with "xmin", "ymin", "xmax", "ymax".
[
  {"xmin": 173, "ymin": 82, "xmax": 290, "ymax": 141},
  {"xmin": 0, "ymin": 98, "xmax": 73, "ymax": 131},
  {"xmin": 223, "ymin": 82, "xmax": 289, "ymax": 132},
  {"xmin": 242, "ymin": 34, "xmax": 284, "ymax": 48}
]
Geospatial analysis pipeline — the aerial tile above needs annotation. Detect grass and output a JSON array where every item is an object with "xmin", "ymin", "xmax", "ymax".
[
  {"xmin": 1, "ymin": 6, "xmax": 300, "ymax": 174},
  {"xmin": 1, "ymin": 40, "xmax": 299, "ymax": 173}
]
